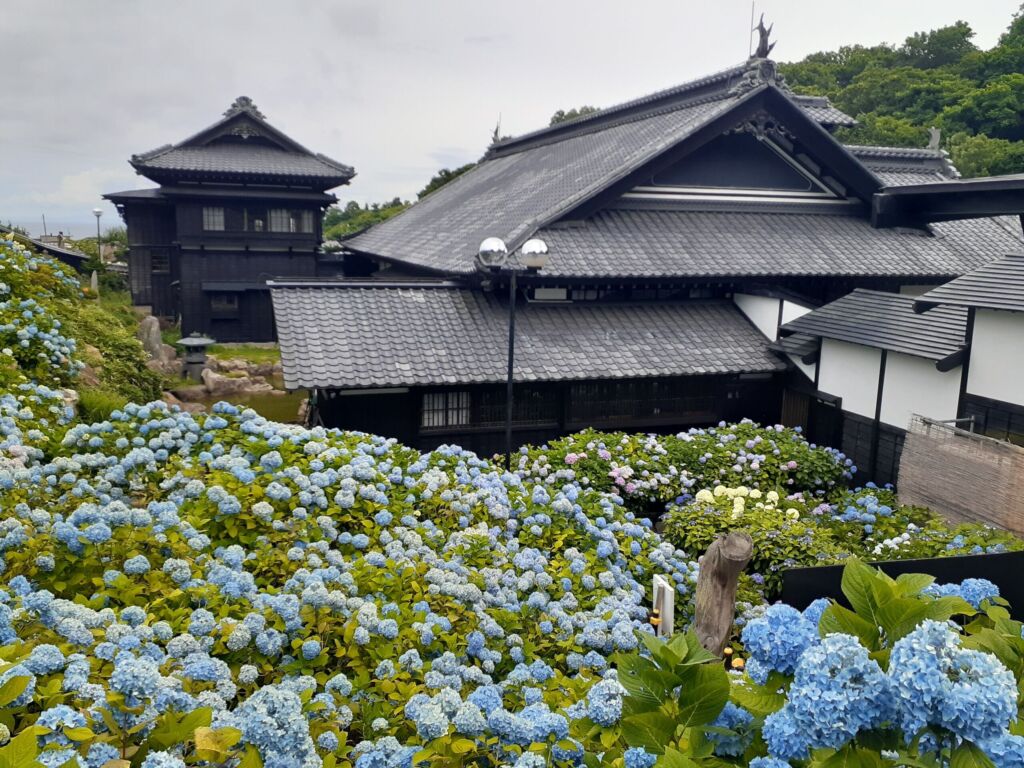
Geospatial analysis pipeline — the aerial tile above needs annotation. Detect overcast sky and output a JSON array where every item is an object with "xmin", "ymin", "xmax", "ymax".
[{"xmin": 3, "ymin": 0, "xmax": 1021, "ymax": 236}]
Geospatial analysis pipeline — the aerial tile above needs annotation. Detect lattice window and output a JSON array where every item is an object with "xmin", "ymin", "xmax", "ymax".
[
  {"xmin": 210, "ymin": 293, "xmax": 239, "ymax": 320},
  {"xmin": 268, "ymin": 209, "xmax": 290, "ymax": 232},
  {"xmin": 202, "ymin": 207, "xmax": 225, "ymax": 231},
  {"xmin": 421, "ymin": 391, "xmax": 470, "ymax": 428},
  {"xmin": 151, "ymin": 250, "xmax": 170, "ymax": 275}
]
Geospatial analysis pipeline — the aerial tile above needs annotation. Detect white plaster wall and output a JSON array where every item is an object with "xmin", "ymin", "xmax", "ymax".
[
  {"xmin": 880, "ymin": 353, "xmax": 961, "ymax": 429},
  {"xmin": 787, "ymin": 353, "xmax": 816, "ymax": 382},
  {"xmin": 817, "ymin": 339, "xmax": 882, "ymax": 418},
  {"xmin": 780, "ymin": 300, "xmax": 813, "ymax": 324},
  {"xmin": 899, "ymin": 284, "xmax": 941, "ymax": 296},
  {"xmin": 734, "ymin": 293, "xmax": 780, "ymax": 339},
  {"xmin": 968, "ymin": 309, "xmax": 1024, "ymax": 406}
]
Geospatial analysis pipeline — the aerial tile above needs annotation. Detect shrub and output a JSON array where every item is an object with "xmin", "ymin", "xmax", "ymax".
[{"xmin": 76, "ymin": 386, "xmax": 130, "ymax": 423}]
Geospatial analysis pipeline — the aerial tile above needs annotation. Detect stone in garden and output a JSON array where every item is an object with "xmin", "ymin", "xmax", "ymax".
[
  {"xmin": 201, "ymin": 368, "xmax": 274, "ymax": 397},
  {"xmin": 136, "ymin": 316, "xmax": 164, "ymax": 360}
]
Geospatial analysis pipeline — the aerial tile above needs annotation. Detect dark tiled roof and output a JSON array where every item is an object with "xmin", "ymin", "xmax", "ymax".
[
  {"xmin": 846, "ymin": 145, "xmax": 959, "ymax": 187},
  {"xmin": 103, "ymin": 187, "xmax": 164, "ymax": 201},
  {"xmin": 490, "ymin": 65, "xmax": 854, "ymax": 154},
  {"xmin": 792, "ymin": 96, "xmax": 856, "ymax": 127},
  {"xmin": 781, "ymin": 288, "xmax": 967, "ymax": 361},
  {"xmin": 346, "ymin": 95, "xmax": 743, "ymax": 275},
  {"xmin": 269, "ymin": 285, "xmax": 784, "ymax": 389},
  {"xmin": 915, "ymin": 254, "xmax": 1024, "ymax": 313},
  {"xmin": 346, "ymin": 62, "xmax": 858, "ymax": 276},
  {"xmin": 771, "ymin": 332, "xmax": 819, "ymax": 361},
  {"xmin": 0, "ymin": 224, "xmax": 87, "ymax": 267},
  {"xmin": 533, "ymin": 208, "xmax": 1023, "ymax": 279},
  {"xmin": 130, "ymin": 99, "xmax": 353, "ymax": 185},
  {"xmin": 132, "ymin": 144, "xmax": 352, "ymax": 181}
]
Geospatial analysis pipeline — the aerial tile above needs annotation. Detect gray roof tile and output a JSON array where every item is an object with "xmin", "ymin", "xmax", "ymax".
[
  {"xmin": 270, "ymin": 285, "xmax": 784, "ymax": 389},
  {"xmin": 533, "ymin": 209, "xmax": 1022, "ymax": 279},
  {"xmin": 781, "ymin": 288, "xmax": 967, "ymax": 361},
  {"xmin": 915, "ymin": 254, "xmax": 1024, "ymax": 313},
  {"xmin": 133, "ymin": 144, "xmax": 352, "ymax": 180},
  {"xmin": 347, "ymin": 95, "xmax": 743, "ymax": 274}
]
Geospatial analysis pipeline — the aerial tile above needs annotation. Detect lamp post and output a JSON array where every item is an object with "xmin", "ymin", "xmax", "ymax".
[
  {"xmin": 92, "ymin": 208, "xmax": 103, "ymax": 262},
  {"xmin": 477, "ymin": 237, "xmax": 549, "ymax": 471}
]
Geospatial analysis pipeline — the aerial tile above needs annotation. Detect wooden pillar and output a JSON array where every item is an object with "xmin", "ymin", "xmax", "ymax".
[{"xmin": 693, "ymin": 532, "xmax": 753, "ymax": 656}]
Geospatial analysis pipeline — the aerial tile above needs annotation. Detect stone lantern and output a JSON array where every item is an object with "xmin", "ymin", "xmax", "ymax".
[{"xmin": 176, "ymin": 333, "xmax": 216, "ymax": 382}]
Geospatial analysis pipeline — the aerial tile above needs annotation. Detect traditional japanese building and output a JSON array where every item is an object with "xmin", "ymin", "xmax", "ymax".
[
  {"xmin": 270, "ymin": 55, "xmax": 1024, "ymax": 469},
  {"xmin": 106, "ymin": 97, "xmax": 353, "ymax": 341}
]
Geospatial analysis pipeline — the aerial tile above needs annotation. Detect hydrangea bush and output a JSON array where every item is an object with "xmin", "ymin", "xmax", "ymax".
[
  {"xmin": 662, "ymin": 485, "xmax": 1020, "ymax": 598},
  {"xmin": 611, "ymin": 561, "xmax": 1024, "ymax": 767},
  {"xmin": 0, "ymin": 400, "xmax": 711, "ymax": 767},
  {"xmin": 2, "ymin": 239, "xmax": 1023, "ymax": 767},
  {"xmin": 519, "ymin": 424, "xmax": 855, "ymax": 508}
]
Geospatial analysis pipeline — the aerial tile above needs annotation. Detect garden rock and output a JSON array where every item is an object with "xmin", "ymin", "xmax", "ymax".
[
  {"xmin": 136, "ymin": 315, "xmax": 164, "ymax": 360},
  {"xmin": 201, "ymin": 368, "xmax": 275, "ymax": 397},
  {"xmin": 161, "ymin": 390, "xmax": 204, "ymax": 414},
  {"xmin": 169, "ymin": 385, "xmax": 209, "ymax": 402}
]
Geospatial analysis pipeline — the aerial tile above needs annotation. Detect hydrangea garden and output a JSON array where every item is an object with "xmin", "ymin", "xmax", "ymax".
[{"xmin": 2, "ymin": 235, "xmax": 1024, "ymax": 768}]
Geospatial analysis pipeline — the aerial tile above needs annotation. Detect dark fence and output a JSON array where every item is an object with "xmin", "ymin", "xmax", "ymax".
[
  {"xmin": 780, "ymin": 550, "xmax": 1024, "ymax": 620},
  {"xmin": 841, "ymin": 412, "xmax": 905, "ymax": 488}
]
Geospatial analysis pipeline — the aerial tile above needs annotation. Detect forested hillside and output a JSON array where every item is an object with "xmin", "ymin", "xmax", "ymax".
[{"xmin": 781, "ymin": 5, "xmax": 1024, "ymax": 176}]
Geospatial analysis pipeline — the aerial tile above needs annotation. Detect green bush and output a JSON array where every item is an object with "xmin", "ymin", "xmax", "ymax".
[
  {"xmin": 61, "ymin": 296, "xmax": 163, "ymax": 403},
  {"xmin": 76, "ymin": 386, "xmax": 130, "ymax": 422}
]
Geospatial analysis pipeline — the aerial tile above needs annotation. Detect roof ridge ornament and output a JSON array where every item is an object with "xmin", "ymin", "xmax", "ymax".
[
  {"xmin": 223, "ymin": 96, "xmax": 265, "ymax": 120},
  {"xmin": 730, "ymin": 14, "xmax": 788, "ymax": 96},
  {"xmin": 729, "ymin": 58, "xmax": 789, "ymax": 97},
  {"xmin": 752, "ymin": 14, "xmax": 775, "ymax": 59}
]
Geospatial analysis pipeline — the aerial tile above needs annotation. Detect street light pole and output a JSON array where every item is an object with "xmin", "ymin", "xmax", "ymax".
[
  {"xmin": 92, "ymin": 208, "xmax": 103, "ymax": 262},
  {"xmin": 505, "ymin": 269, "xmax": 517, "ymax": 471},
  {"xmin": 476, "ymin": 237, "xmax": 548, "ymax": 474}
]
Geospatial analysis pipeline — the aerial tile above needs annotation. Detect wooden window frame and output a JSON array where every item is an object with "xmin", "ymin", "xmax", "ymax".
[
  {"xmin": 209, "ymin": 292, "xmax": 240, "ymax": 320},
  {"xmin": 202, "ymin": 206, "xmax": 225, "ymax": 231},
  {"xmin": 421, "ymin": 391, "xmax": 471, "ymax": 429}
]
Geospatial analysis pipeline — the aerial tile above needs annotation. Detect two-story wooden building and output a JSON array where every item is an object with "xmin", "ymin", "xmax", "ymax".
[{"xmin": 105, "ymin": 97, "xmax": 353, "ymax": 341}]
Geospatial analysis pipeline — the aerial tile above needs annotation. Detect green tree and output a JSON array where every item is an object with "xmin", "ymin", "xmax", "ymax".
[
  {"xmin": 946, "ymin": 131, "xmax": 1024, "ymax": 176},
  {"xmin": 548, "ymin": 105, "xmax": 600, "ymax": 126},
  {"xmin": 838, "ymin": 67, "xmax": 972, "ymax": 124},
  {"xmin": 836, "ymin": 113, "xmax": 929, "ymax": 148},
  {"xmin": 782, "ymin": 44, "xmax": 899, "ymax": 94},
  {"xmin": 322, "ymin": 198, "xmax": 409, "ymax": 240},
  {"xmin": 897, "ymin": 21, "xmax": 977, "ymax": 68},
  {"xmin": 781, "ymin": 6, "xmax": 1024, "ymax": 176},
  {"xmin": 941, "ymin": 73, "xmax": 1024, "ymax": 141},
  {"xmin": 417, "ymin": 163, "xmax": 476, "ymax": 199}
]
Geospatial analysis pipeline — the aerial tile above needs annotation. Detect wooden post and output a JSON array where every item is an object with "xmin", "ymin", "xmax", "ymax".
[{"xmin": 694, "ymin": 531, "xmax": 753, "ymax": 656}]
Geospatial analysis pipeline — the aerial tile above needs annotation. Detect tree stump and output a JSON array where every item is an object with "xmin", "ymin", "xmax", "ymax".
[{"xmin": 693, "ymin": 531, "xmax": 753, "ymax": 656}]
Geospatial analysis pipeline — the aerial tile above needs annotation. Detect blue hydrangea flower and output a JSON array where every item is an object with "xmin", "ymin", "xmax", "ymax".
[
  {"xmin": 889, "ymin": 619, "xmax": 1017, "ymax": 743},
  {"xmin": 708, "ymin": 701, "xmax": 754, "ymax": 757},
  {"xmin": 741, "ymin": 604, "xmax": 819, "ymax": 681}
]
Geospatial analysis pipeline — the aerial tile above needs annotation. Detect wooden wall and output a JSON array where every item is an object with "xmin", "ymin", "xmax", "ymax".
[{"xmin": 315, "ymin": 374, "xmax": 785, "ymax": 457}]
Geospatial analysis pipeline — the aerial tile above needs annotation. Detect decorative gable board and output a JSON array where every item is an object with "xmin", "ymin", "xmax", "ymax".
[{"xmin": 625, "ymin": 130, "xmax": 839, "ymax": 204}]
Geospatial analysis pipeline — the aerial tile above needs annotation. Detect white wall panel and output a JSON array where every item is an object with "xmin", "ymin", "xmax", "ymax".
[
  {"xmin": 881, "ymin": 353, "xmax": 961, "ymax": 429},
  {"xmin": 817, "ymin": 339, "xmax": 881, "ymax": 419},
  {"xmin": 968, "ymin": 310, "xmax": 1024, "ymax": 406},
  {"xmin": 733, "ymin": 293, "xmax": 780, "ymax": 340}
]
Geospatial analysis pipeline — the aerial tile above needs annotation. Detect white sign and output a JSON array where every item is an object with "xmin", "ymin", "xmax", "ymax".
[{"xmin": 652, "ymin": 575, "xmax": 674, "ymax": 637}]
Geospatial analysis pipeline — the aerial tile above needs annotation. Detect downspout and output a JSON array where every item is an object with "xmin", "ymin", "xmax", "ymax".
[
  {"xmin": 956, "ymin": 307, "xmax": 976, "ymax": 420},
  {"xmin": 812, "ymin": 337, "xmax": 823, "ymax": 390},
  {"xmin": 869, "ymin": 350, "xmax": 888, "ymax": 482}
]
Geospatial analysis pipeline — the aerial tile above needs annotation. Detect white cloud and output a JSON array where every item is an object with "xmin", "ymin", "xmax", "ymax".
[
  {"xmin": 2, "ymin": 0, "xmax": 1021, "ymax": 233},
  {"xmin": 28, "ymin": 168, "xmax": 136, "ymax": 207}
]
